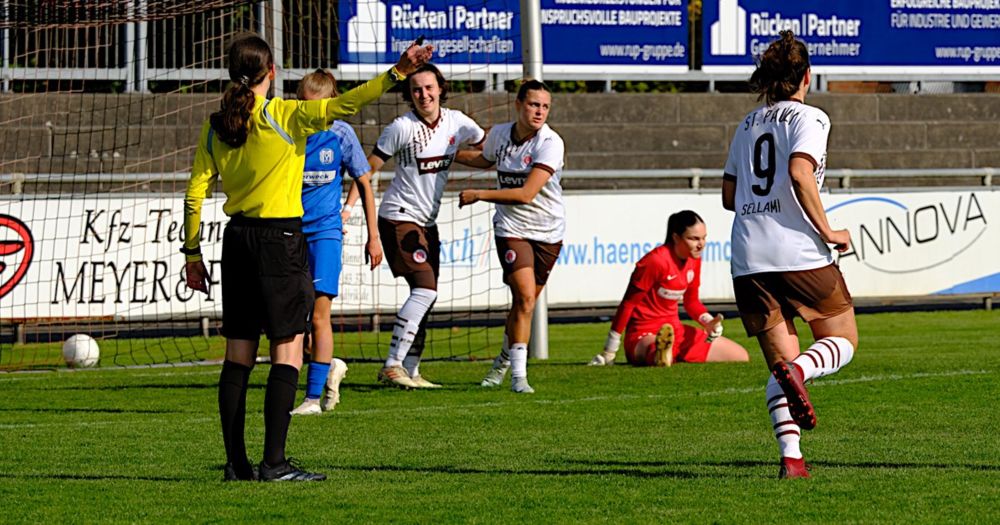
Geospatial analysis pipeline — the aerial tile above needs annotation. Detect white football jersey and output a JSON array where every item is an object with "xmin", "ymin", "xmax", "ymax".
[
  {"xmin": 725, "ymin": 100, "xmax": 834, "ymax": 277},
  {"xmin": 483, "ymin": 122, "xmax": 566, "ymax": 243},
  {"xmin": 376, "ymin": 108, "xmax": 485, "ymax": 226}
]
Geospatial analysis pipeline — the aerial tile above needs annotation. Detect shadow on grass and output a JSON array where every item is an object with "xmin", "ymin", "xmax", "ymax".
[
  {"xmin": 570, "ymin": 458, "xmax": 1000, "ymax": 472},
  {"xmin": 331, "ymin": 463, "xmax": 707, "ymax": 479},
  {"xmin": 5, "ymin": 473, "xmax": 189, "ymax": 482},
  {"xmin": 0, "ymin": 407, "xmax": 183, "ymax": 415},
  {"xmin": 16, "ymin": 383, "xmax": 264, "ymax": 392}
]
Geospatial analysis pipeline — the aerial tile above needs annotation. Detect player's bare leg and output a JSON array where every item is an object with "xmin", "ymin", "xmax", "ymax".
[
  {"xmin": 627, "ymin": 335, "xmax": 657, "ymax": 365},
  {"xmin": 506, "ymin": 268, "xmax": 540, "ymax": 393},
  {"xmin": 704, "ymin": 337, "xmax": 750, "ymax": 362},
  {"xmin": 809, "ymin": 308, "xmax": 859, "ymax": 350}
]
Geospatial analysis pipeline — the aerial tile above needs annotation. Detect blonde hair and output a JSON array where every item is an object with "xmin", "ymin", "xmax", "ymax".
[{"xmin": 297, "ymin": 69, "xmax": 338, "ymax": 100}]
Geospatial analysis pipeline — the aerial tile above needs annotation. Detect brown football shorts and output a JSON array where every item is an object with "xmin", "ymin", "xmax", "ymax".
[
  {"xmin": 495, "ymin": 237, "xmax": 563, "ymax": 286},
  {"xmin": 733, "ymin": 263, "xmax": 854, "ymax": 336},
  {"xmin": 378, "ymin": 217, "xmax": 440, "ymax": 289}
]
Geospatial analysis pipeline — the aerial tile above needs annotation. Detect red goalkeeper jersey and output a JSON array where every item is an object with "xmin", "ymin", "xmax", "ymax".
[{"xmin": 610, "ymin": 245, "xmax": 708, "ymax": 337}]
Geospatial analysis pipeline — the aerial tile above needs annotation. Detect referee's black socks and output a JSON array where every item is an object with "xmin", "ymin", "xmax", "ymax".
[
  {"xmin": 263, "ymin": 363, "xmax": 299, "ymax": 466},
  {"xmin": 219, "ymin": 360, "xmax": 253, "ymax": 472}
]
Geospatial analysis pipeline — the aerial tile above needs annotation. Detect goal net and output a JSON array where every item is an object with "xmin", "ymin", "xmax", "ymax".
[{"xmin": 0, "ymin": 0, "xmax": 519, "ymax": 370}]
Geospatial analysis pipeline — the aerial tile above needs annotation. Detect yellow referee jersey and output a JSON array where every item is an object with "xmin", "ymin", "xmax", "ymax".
[{"xmin": 183, "ymin": 71, "xmax": 397, "ymax": 262}]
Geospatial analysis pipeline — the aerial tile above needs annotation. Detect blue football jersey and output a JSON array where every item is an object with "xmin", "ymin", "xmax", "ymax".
[{"xmin": 301, "ymin": 120, "xmax": 371, "ymax": 240}]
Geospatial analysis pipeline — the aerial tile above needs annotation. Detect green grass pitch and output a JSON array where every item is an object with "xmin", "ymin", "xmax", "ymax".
[{"xmin": 1, "ymin": 310, "xmax": 998, "ymax": 523}]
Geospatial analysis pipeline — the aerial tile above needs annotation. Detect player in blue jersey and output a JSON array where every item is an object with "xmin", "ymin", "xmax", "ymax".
[{"xmin": 291, "ymin": 69, "xmax": 383, "ymax": 415}]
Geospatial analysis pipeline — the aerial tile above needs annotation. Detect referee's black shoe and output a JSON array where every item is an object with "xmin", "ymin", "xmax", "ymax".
[
  {"xmin": 258, "ymin": 458, "xmax": 326, "ymax": 482},
  {"xmin": 223, "ymin": 460, "xmax": 258, "ymax": 481}
]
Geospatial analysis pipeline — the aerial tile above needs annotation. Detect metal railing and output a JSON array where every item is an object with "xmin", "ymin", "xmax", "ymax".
[{"xmin": 2, "ymin": 168, "xmax": 996, "ymax": 196}]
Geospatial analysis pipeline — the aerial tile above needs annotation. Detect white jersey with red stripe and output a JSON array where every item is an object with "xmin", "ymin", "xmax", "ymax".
[
  {"xmin": 724, "ymin": 100, "xmax": 834, "ymax": 278},
  {"xmin": 376, "ymin": 108, "xmax": 485, "ymax": 227},
  {"xmin": 482, "ymin": 122, "xmax": 566, "ymax": 243}
]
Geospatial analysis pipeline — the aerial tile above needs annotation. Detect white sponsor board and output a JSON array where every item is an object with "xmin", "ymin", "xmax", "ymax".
[{"xmin": 1, "ymin": 189, "xmax": 997, "ymax": 321}]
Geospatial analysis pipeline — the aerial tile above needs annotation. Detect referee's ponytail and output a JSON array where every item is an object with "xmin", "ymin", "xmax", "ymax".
[{"xmin": 210, "ymin": 34, "xmax": 274, "ymax": 148}]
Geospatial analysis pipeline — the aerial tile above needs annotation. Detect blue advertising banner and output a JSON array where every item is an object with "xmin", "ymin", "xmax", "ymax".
[
  {"xmin": 702, "ymin": 0, "xmax": 1000, "ymax": 74},
  {"xmin": 338, "ymin": 0, "xmax": 521, "ymax": 73},
  {"xmin": 540, "ymin": 0, "xmax": 688, "ymax": 74},
  {"xmin": 337, "ymin": 0, "xmax": 688, "ymax": 76}
]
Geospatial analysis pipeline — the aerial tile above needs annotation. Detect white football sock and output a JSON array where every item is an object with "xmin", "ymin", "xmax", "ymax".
[
  {"xmin": 385, "ymin": 288, "xmax": 437, "ymax": 367},
  {"xmin": 794, "ymin": 337, "xmax": 855, "ymax": 381},
  {"xmin": 494, "ymin": 333, "xmax": 511, "ymax": 367},
  {"xmin": 766, "ymin": 375, "xmax": 802, "ymax": 459},
  {"xmin": 403, "ymin": 355, "xmax": 420, "ymax": 378},
  {"xmin": 510, "ymin": 343, "xmax": 528, "ymax": 379}
]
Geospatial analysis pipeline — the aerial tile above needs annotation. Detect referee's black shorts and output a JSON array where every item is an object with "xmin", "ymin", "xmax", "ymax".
[{"xmin": 221, "ymin": 215, "xmax": 314, "ymax": 341}]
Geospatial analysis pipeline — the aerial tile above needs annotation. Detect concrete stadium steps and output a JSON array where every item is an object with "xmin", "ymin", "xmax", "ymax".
[{"xmin": 2, "ymin": 92, "xmax": 999, "ymax": 174}]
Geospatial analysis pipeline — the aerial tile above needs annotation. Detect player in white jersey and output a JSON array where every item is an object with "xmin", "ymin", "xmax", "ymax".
[
  {"xmin": 456, "ymin": 80, "xmax": 565, "ymax": 394},
  {"xmin": 722, "ymin": 31, "xmax": 858, "ymax": 479},
  {"xmin": 356, "ymin": 63, "xmax": 485, "ymax": 389}
]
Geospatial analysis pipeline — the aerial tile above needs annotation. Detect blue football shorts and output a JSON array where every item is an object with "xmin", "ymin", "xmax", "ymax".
[{"xmin": 306, "ymin": 237, "xmax": 344, "ymax": 297}]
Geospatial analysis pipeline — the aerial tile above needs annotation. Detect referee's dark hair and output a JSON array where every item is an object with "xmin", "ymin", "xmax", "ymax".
[
  {"xmin": 665, "ymin": 210, "xmax": 705, "ymax": 245},
  {"xmin": 401, "ymin": 63, "xmax": 448, "ymax": 108},
  {"xmin": 210, "ymin": 34, "xmax": 273, "ymax": 148},
  {"xmin": 516, "ymin": 79, "xmax": 551, "ymax": 101}
]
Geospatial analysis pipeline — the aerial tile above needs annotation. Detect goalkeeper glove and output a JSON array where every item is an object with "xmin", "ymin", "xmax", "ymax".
[{"xmin": 699, "ymin": 313, "xmax": 724, "ymax": 342}]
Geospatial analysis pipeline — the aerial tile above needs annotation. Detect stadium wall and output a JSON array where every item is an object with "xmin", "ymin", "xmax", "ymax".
[
  {"xmin": 2, "ymin": 93, "xmax": 1000, "ymax": 177},
  {"xmin": 2, "ymin": 189, "xmax": 997, "ymax": 322}
]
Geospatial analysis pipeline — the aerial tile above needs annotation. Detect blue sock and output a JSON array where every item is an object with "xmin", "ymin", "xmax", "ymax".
[{"xmin": 305, "ymin": 361, "xmax": 330, "ymax": 399}]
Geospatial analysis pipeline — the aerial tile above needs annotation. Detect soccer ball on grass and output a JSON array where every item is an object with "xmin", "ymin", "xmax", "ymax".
[{"xmin": 62, "ymin": 334, "xmax": 100, "ymax": 368}]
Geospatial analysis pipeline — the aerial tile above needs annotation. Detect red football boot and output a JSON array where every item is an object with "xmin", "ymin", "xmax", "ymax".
[
  {"xmin": 778, "ymin": 457, "xmax": 811, "ymax": 479},
  {"xmin": 771, "ymin": 361, "xmax": 817, "ymax": 430}
]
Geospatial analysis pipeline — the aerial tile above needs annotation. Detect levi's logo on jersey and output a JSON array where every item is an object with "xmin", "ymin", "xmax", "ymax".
[
  {"xmin": 656, "ymin": 287, "xmax": 684, "ymax": 301},
  {"xmin": 497, "ymin": 171, "xmax": 526, "ymax": 188},
  {"xmin": 417, "ymin": 154, "xmax": 453, "ymax": 175}
]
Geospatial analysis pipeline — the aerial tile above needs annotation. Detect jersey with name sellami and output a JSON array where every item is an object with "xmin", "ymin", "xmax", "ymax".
[
  {"xmin": 725, "ymin": 100, "xmax": 834, "ymax": 278},
  {"xmin": 375, "ymin": 108, "xmax": 485, "ymax": 227},
  {"xmin": 483, "ymin": 122, "xmax": 566, "ymax": 243}
]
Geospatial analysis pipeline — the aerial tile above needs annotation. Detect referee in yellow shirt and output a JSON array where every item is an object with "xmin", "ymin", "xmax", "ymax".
[{"xmin": 183, "ymin": 34, "xmax": 432, "ymax": 482}]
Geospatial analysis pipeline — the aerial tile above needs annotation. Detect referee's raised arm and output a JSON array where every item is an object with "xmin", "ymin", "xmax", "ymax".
[{"xmin": 318, "ymin": 40, "xmax": 436, "ymax": 123}]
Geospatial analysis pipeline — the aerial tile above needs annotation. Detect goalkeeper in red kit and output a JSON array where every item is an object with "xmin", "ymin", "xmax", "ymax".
[{"xmin": 589, "ymin": 211, "xmax": 749, "ymax": 367}]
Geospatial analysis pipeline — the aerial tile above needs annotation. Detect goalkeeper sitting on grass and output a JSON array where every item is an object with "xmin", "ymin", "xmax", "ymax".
[{"xmin": 589, "ymin": 211, "xmax": 749, "ymax": 367}]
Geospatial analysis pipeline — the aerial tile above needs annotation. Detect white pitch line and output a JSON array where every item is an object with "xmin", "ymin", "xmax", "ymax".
[
  {"xmin": 0, "ymin": 369, "xmax": 223, "ymax": 382},
  {"xmin": 0, "ymin": 416, "xmax": 216, "ymax": 430},
  {"xmin": 0, "ymin": 369, "xmax": 991, "ymax": 429},
  {"xmin": 333, "ymin": 369, "xmax": 994, "ymax": 416}
]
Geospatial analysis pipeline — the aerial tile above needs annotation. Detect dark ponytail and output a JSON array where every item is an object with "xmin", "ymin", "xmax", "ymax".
[
  {"xmin": 665, "ymin": 210, "xmax": 704, "ymax": 245},
  {"xmin": 748, "ymin": 30, "xmax": 810, "ymax": 106},
  {"xmin": 210, "ymin": 34, "xmax": 273, "ymax": 148}
]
